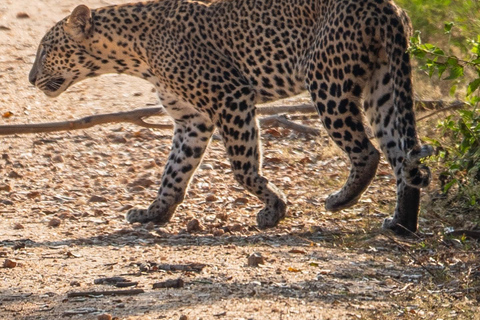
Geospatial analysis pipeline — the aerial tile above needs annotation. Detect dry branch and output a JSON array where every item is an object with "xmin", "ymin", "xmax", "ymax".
[
  {"xmin": 155, "ymin": 263, "xmax": 206, "ymax": 272},
  {"xmin": 0, "ymin": 100, "xmax": 465, "ymax": 136},
  {"xmin": 152, "ymin": 278, "xmax": 184, "ymax": 289},
  {"xmin": 0, "ymin": 107, "xmax": 170, "ymax": 135},
  {"xmin": 67, "ymin": 288, "xmax": 144, "ymax": 297},
  {"xmin": 261, "ymin": 114, "xmax": 320, "ymax": 135}
]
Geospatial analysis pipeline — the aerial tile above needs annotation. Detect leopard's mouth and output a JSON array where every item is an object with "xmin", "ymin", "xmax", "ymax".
[{"xmin": 37, "ymin": 77, "xmax": 67, "ymax": 97}]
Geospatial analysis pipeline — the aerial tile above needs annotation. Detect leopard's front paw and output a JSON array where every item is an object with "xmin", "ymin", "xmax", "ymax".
[
  {"xmin": 125, "ymin": 200, "xmax": 178, "ymax": 224},
  {"xmin": 126, "ymin": 208, "xmax": 150, "ymax": 223},
  {"xmin": 256, "ymin": 197, "xmax": 287, "ymax": 229}
]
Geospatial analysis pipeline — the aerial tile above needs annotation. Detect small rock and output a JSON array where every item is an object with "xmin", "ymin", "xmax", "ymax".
[
  {"xmin": 26, "ymin": 191, "xmax": 41, "ymax": 199},
  {"xmin": 88, "ymin": 195, "xmax": 108, "ymax": 203},
  {"xmin": 179, "ymin": 315, "xmax": 188, "ymax": 320},
  {"xmin": 0, "ymin": 184, "xmax": 11, "ymax": 192},
  {"xmin": 216, "ymin": 213, "xmax": 228, "ymax": 221},
  {"xmin": 70, "ymin": 280, "xmax": 81, "ymax": 287},
  {"xmin": 52, "ymin": 155, "xmax": 64, "ymax": 163},
  {"xmin": 8, "ymin": 170, "xmax": 22, "ymax": 179},
  {"xmin": 128, "ymin": 178, "xmax": 154, "ymax": 188},
  {"xmin": 13, "ymin": 223, "xmax": 24, "ymax": 230},
  {"xmin": 213, "ymin": 228, "xmax": 225, "ymax": 237},
  {"xmin": 129, "ymin": 185, "xmax": 145, "ymax": 192},
  {"xmin": 205, "ymin": 193, "xmax": 217, "ymax": 202},
  {"xmin": 97, "ymin": 314, "xmax": 112, "ymax": 320},
  {"xmin": 16, "ymin": 12, "xmax": 30, "ymax": 19},
  {"xmin": 12, "ymin": 242, "xmax": 25, "ymax": 250},
  {"xmin": 186, "ymin": 219, "xmax": 202, "ymax": 233},
  {"xmin": 48, "ymin": 218, "xmax": 62, "ymax": 227},
  {"xmin": 119, "ymin": 204, "xmax": 133, "ymax": 212},
  {"xmin": 309, "ymin": 225, "xmax": 323, "ymax": 233},
  {"xmin": 108, "ymin": 134, "xmax": 127, "ymax": 144},
  {"xmin": 200, "ymin": 163, "xmax": 214, "ymax": 170},
  {"xmin": 3, "ymin": 259, "xmax": 17, "ymax": 268},
  {"xmin": 234, "ymin": 197, "xmax": 249, "ymax": 204},
  {"xmin": 1, "ymin": 199, "xmax": 14, "ymax": 206},
  {"xmin": 229, "ymin": 223, "xmax": 244, "ymax": 232},
  {"xmin": 247, "ymin": 253, "xmax": 265, "ymax": 267},
  {"xmin": 145, "ymin": 222, "xmax": 155, "ymax": 230}
]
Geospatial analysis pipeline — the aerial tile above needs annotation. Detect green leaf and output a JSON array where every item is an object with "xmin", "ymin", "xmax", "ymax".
[
  {"xmin": 443, "ymin": 179, "xmax": 458, "ymax": 193},
  {"xmin": 437, "ymin": 63, "xmax": 448, "ymax": 78},
  {"xmin": 467, "ymin": 78, "xmax": 480, "ymax": 96},
  {"xmin": 449, "ymin": 84, "xmax": 457, "ymax": 96},
  {"xmin": 444, "ymin": 22, "xmax": 454, "ymax": 34},
  {"xmin": 444, "ymin": 65, "xmax": 464, "ymax": 80}
]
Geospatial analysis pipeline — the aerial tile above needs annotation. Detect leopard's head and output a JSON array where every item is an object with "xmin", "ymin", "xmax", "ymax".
[{"xmin": 29, "ymin": 5, "xmax": 96, "ymax": 97}]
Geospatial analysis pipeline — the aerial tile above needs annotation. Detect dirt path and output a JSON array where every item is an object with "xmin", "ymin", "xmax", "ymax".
[{"xmin": 1, "ymin": 1, "xmax": 479, "ymax": 319}]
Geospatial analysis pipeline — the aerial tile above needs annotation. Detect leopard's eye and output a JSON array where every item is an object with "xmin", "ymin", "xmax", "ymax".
[{"xmin": 39, "ymin": 45, "xmax": 48, "ymax": 62}]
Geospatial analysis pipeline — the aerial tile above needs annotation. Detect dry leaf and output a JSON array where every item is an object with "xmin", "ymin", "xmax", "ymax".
[
  {"xmin": 2, "ymin": 111, "xmax": 13, "ymax": 118},
  {"xmin": 288, "ymin": 249, "xmax": 306, "ymax": 254}
]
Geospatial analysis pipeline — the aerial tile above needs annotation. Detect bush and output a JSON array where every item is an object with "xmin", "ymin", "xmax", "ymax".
[{"xmin": 409, "ymin": 25, "xmax": 480, "ymax": 206}]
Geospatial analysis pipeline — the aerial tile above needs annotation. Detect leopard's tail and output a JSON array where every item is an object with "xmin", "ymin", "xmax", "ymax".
[{"xmin": 378, "ymin": 3, "xmax": 432, "ymax": 189}]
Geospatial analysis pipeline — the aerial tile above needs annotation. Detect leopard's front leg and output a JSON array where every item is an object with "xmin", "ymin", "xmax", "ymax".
[{"xmin": 126, "ymin": 111, "xmax": 214, "ymax": 224}]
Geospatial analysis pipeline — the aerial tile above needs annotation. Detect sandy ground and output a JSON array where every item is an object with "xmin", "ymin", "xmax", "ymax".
[{"xmin": 0, "ymin": 1, "xmax": 479, "ymax": 319}]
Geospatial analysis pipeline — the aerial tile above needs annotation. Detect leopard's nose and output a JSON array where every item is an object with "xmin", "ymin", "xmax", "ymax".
[{"xmin": 28, "ymin": 68, "xmax": 37, "ymax": 86}]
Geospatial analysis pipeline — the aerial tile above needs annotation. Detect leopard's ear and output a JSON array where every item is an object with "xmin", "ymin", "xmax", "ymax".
[{"xmin": 64, "ymin": 5, "xmax": 93, "ymax": 42}]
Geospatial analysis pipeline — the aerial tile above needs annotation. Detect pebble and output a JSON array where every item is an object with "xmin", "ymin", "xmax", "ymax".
[
  {"xmin": 8, "ymin": 170, "xmax": 22, "ymax": 179},
  {"xmin": 3, "ymin": 259, "xmax": 17, "ymax": 268},
  {"xmin": 229, "ymin": 223, "xmax": 244, "ymax": 232},
  {"xmin": 145, "ymin": 222, "xmax": 155, "ymax": 230},
  {"xmin": 52, "ymin": 155, "xmax": 64, "ymax": 163},
  {"xmin": 247, "ymin": 253, "xmax": 265, "ymax": 267},
  {"xmin": 186, "ymin": 219, "xmax": 202, "ymax": 233},
  {"xmin": 88, "ymin": 195, "xmax": 108, "ymax": 203},
  {"xmin": 205, "ymin": 193, "xmax": 217, "ymax": 201},
  {"xmin": 97, "ymin": 314, "xmax": 112, "ymax": 320},
  {"xmin": 13, "ymin": 223, "xmax": 24, "ymax": 230},
  {"xmin": 0, "ymin": 183, "xmax": 11, "ymax": 192},
  {"xmin": 48, "ymin": 218, "xmax": 62, "ymax": 227},
  {"xmin": 16, "ymin": 12, "xmax": 30, "ymax": 19},
  {"xmin": 213, "ymin": 228, "xmax": 225, "ymax": 237}
]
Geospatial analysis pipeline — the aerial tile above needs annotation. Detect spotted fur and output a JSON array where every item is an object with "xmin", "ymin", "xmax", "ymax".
[{"xmin": 30, "ymin": 0, "xmax": 431, "ymax": 234}]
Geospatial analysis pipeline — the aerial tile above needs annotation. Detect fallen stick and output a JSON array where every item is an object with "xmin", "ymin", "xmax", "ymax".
[
  {"xmin": 155, "ymin": 263, "xmax": 206, "ymax": 272},
  {"xmin": 152, "ymin": 278, "xmax": 184, "ymax": 289},
  {"xmin": 93, "ymin": 276, "xmax": 128, "ymax": 285},
  {"xmin": 447, "ymin": 230, "xmax": 480, "ymax": 240},
  {"xmin": 0, "ymin": 107, "xmax": 170, "ymax": 135},
  {"xmin": 0, "ymin": 100, "xmax": 465, "ymax": 136},
  {"xmin": 261, "ymin": 114, "xmax": 320, "ymax": 135},
  {"xmin": 67, "ymin": 288, "xmax": 144, "ymax": 297}
]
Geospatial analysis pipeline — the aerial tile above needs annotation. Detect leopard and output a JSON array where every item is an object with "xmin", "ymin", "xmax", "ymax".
[{"xmin": 29, "ymin": 0, "xmax": 432, "ymax": 235}]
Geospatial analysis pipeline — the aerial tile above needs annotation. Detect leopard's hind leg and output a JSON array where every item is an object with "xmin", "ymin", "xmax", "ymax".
[{"xmin": 306, "ymin": 26, "xmax": 380, "ymax": 212}]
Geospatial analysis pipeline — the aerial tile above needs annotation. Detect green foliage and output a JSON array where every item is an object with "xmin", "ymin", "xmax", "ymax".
[
  {"xmin": 397, "ymin": 0, "xmax": 480, "ymax": 50},
  {"xmin": 410, "ymin": 26, "xmax": 480, "ymax": 204}
]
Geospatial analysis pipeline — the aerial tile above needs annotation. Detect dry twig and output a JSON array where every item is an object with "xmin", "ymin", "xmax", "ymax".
[
  {"xmin": 0, "ymin": 100, "xmax": 463, "ymax": 136},
  {"xmin": 152, "ymin": 278, "xmax": 184, "ymax": 289},
  {"xmin": 67, "ymin": 289, "xmax": 144, "ymax": 297}
]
